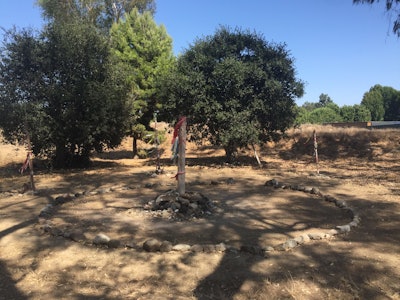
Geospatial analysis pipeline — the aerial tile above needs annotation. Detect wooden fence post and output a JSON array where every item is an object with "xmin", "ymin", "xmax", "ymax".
[
  {"xmin": 177, "ymin": 117, "xmax": 186, "ymax": 195},
  {"xmin": 313, "ymin": 130, "xmax": 319, "ymax": 175},
  {"xmin": 26, "ymin": 133, "xmax": 36, "ymax": 192}
]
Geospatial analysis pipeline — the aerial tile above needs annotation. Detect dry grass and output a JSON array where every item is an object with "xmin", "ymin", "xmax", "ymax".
[{"xmin": 1, "ymin": 125, "xmax": 400, "ymax": 300}]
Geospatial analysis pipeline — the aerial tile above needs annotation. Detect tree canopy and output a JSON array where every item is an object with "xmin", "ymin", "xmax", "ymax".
[
  {"xmin": 159, "ymin": 26, "xmax": 304, "ymax": 161},
  {"xmin": 0, "ymin": 22, "xmax": 131, "ymax": 168},
  {"xmin": 353, "ymin": 0, "xmax": 400, "ymax": 36},
  {"xmin": 37, "ymin": 0, "xmax": 156, "ymax": 32},
  {"xmin": 110, "ymin": 8, "xmax": 174, "ymax": 156}
]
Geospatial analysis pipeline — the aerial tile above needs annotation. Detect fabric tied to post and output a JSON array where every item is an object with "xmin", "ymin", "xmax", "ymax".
[
  {"xmin": 20, "ymin": 152, "xmax": 31, "ymax": 174},
  {"xmin": 171, "ymin": 116, "xmax": 187, "ymax": 161}
]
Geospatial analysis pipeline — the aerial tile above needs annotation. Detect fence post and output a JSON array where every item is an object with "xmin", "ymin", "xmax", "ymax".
[
  {"xmin": 313, "ymin": 130, "xmax": 319, "ymax": 175},
  {"xmin": 177, "ymin": 117, "xmax": 186, "ymax": 195},
  {"xmin": 26, "ymin": 133, "xmax": 36, "ymax": 192}
]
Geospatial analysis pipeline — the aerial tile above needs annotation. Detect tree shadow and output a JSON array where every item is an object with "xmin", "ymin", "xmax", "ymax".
[
  {"xmin": 191, "ymin": 185, "xmax": 400, "ymax": 299},
  {"xmin": 0, "ymin": 259, "xmax": 28, "ymax": 300}
]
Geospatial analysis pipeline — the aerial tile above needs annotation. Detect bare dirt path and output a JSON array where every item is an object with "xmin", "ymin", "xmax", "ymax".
[{"xmin": 1, "ymin": 128, "xmax": 400, "ymax": 299}]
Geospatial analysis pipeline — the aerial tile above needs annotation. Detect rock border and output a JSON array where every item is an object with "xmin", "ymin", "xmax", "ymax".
[{"xmin": 34, "ymin": 177, "xmax": 360, "ymax": 257}]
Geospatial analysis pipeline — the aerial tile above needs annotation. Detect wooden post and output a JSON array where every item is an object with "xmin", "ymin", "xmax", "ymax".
[
  {"xmin": 252, "ymin": 144, "xmax": 262, "ymax": 168},
  {"xmin": 313, "ymin": 130, "xmax": 319, "ymax": 175},
  {"xmin": 154, "ymin": 111, "xmax": 162, "ymax": 174},
  {"xmin": 26, "ymin": 133, "xmax": 36, "ymax": 192},
  {"xmin": 177, "ymin": 118, "xmax": 186, "ymax": 195}
]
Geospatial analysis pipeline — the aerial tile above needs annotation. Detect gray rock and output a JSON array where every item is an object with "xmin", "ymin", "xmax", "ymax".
[
  {"xmin": 160, "ymin": 241, "xmax": 173, "ymax": 252},
  {"xmin": 93, "ymin": 233, "xmax": 111, "ymax": 245},
  {"xmin": 324, "ymin": 195, "xmax": 336, "ymax": 203},
  {"xmin": 190, "ymin": 244, "xmax": 204, "ymax": 252},
  {"xmin": 226, "ymin": 178, "xmax": 235, "ymax": 185},
  {"xmin": 39, "ymin": 204, "xmax": 54, "ymax": 217},
  {"xmin": 327, "ymin": 229, "xmax": 339, "ymax": 236},
  {"xmin": 203, "ymin": 244, "xmax": 216, "ymax": 253},
  {"xmin": 50, "ymin": 227, "xmax": 63, "ymax": 236},
  {"xmin": 263, "ymin": 246, "xmax": 275, "ymax": 252},
  {"xmin": 297, "ymin": 185, "xmax": 306, "ymax": 192},
  {"xmin": 143, "ymin": 239, "xmax": 162, "ymax": 252},
  {"xmin": 125, "ymin": 242, "xmax": 137, "ymax": 249},
  {"xmin": 308, "ymin": 233, "xmax": 324, "ymax": 240},
  {"xmin": 336, "ymin": 224, "xmax": 351, "ymax": 233},
  {"xmin": 301, "ymin": 234, "xmax": 311, "ymax": 243},
  {"xmin": 43, "ymin": 224, "xmax": 52, "ymax": 233},
  {"xmin": 108, "ymin": 239, "xmax": 121, "ymax": 248},
  {"xmin": 303, "ymin": 187, "xmax": 313, "ymax": 193},
  {"xmin": 311, "ymin": 187, "xmax": 321, "ymax": 195},
  {"xmin": 274, "ymin": 243, "xmax": 290, "ymax": 251},
  {"xmin": 172, "ymin": 244, "xmax": 191, "ymax": 251},
  {"xmin": 68, "ymin": 230, "xmax": 86, "ymax": 242},
  {"xmin": 283, "ymin": 239, "xmax": 298, "ymax": 249},
  {"xmin": 265, "ymin": 179, "xmax": 279, "ymax": 187},
  {"xmin": 348, "ymin": 220, "xmax": 359, "ymax": 228},
  {"xmin": 335, "ymin": 200, "xmax": 347, "ymax": 208},
  {"xmin": 215, "ymin": 243, "xmax": 227, "ymax": 252},
  {"xmin": 294, "ymin": 235, "xmax": 307, "ymax": 245}
]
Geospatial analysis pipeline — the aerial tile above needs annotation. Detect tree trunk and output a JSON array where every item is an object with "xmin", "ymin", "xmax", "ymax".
[
  {"xmin": 224, "ymin": 143, "xmax": 238, "ymax": 163},
  {"xmin": 132, "ymin": 136, "xmax": 138, "ymax": 158},
  {"xmin": 53, "ymin": 144, "xmax": 68, "ymax": 169}
]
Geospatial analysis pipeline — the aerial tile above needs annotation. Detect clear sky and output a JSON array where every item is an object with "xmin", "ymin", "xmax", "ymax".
[{"xmin": 1, "ymin": 0, "xmax": 399, "ymax": 107}]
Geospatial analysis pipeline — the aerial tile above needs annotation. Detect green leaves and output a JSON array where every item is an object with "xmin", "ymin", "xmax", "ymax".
[
  {"xmin": 37, "ymin": 0, "xmax": 156, "ymax": 32},
  {"xmin": 110, "ymin": 8, "xmax": 174, "ymax": 139},
  {"xmin": 0, "ymin": 20, "xmax": 131, "ymax": 167},
  {"xmin": 160, "ymin": 26, "xmax": 304, "ymax": 161}
]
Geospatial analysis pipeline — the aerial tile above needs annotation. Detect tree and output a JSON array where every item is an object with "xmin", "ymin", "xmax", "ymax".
[
  {"xmin": 361, "ymin": 84, "xmax": 400, "ymax": 121},
  {"xmin": 316, "ymin": 93, "xmax": 334, "ymax": 108},
  {"xmin": 0, "ymin": 22, "xmax": 131, "ymax": 168},
  {"xmin": 354, "ymin": 104, "xmax": 371, "ymax": 121},
  {"xmin": 0, "ymin": 28, "xmax": 49, "ymax": 149},
  {"xmin": 294, "ymin": 105, "xmax": 311, "ymax": 125},
  {"xmin": 301, "ymin": 101, "xmax": 318, "ymax": 111},
  {"xmin": 308, "ymin": 107, "xmax": 342, "ymax": 124},
  {"xmin": 361, "ymin": 85, "xmax": 385, "ymax": 121},
  {"xmin": 381, "ymin": 86, "xmax": 400, "ymax": 120},
  {"xmin": 353, "ymin": 0, "xmax": 400, "ymax": 36},
  {"xmin": 340, "ymin": 105, "xmax": 356, "ymax": 122},
  {"xmin": 159, "ymin": 26, "xmax": 304, "ymax": 162},
  {"xmin": 110, "ymin": 8, "xmax": 174, "ymax": 157},
  {"xmin": 37, "ymin": 0, "xmax": 156, "ymax": 32}
]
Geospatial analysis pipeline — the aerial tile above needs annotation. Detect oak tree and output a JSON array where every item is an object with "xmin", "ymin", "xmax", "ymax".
[{"xmin": 160, "ymin": 26, "xmax": 304, "ymax": 162}]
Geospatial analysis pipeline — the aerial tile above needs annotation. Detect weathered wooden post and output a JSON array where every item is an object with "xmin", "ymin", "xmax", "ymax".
[
  {"xmin": 313, "ymin": 129, "xmax": 319, "ymax": 175},
  {"xmin": 153, "ymin": 110, "xmax": 162, "ymax": 174},
  {"xmin": 177, "ymin": 117, "xmax": 186, "ymax": 195},
  {"xmin": 22, "ymin": 114, "xmax": 36, "ymax": 192}
]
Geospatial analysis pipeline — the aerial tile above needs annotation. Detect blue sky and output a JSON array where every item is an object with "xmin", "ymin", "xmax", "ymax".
[{"xmin": 1, "ymin": 1, "xmax": 399, "ymax": 107}]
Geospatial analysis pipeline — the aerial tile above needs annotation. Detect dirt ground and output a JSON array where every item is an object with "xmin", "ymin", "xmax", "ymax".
[{"xmin": 0, "ymin": 126, "xmax": 399, "ymax": 299}]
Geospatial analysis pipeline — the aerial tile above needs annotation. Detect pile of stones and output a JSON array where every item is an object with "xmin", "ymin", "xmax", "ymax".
[{"xmin": 143, "ymin": 190, "xmax": 217, "ymax": 220}]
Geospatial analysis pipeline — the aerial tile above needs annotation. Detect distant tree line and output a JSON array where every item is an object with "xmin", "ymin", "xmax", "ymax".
[{"xmin": 295, "ymin": 85, "xmax": 400, "ymax": 125}]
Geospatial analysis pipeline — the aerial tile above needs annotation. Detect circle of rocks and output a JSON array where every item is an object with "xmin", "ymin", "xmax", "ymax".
[{"xmin": 35, "ymin": 177, "xmax": 360, "ymax": 257}]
